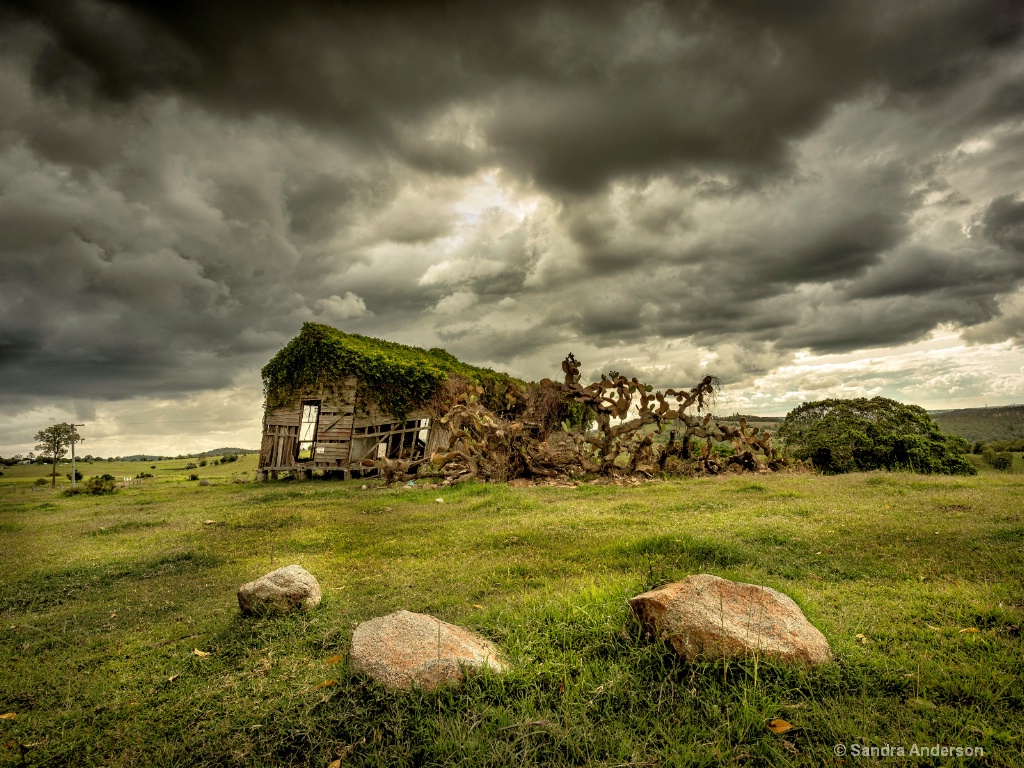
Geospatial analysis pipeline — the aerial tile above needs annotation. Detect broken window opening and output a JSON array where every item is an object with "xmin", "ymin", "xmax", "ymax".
[
  {"xmin": 296, "ymin": 401, "xmax": 321, "ymax": 460},
  {"xmin": 357, "ymin": 418, "xmax": 431, "ymax": 462}
]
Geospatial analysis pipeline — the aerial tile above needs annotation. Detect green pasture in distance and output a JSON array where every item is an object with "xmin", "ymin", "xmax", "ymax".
[
  {"xmin": 0, "ymin": 453, "xmax": 260, "ymax": 491},
  {"xmin": 0, "ymin": 470, "xmax": 1021, "ymax": 766}
]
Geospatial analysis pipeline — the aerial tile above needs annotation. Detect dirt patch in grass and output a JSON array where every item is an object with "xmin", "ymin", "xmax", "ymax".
[{"xmin": 88, "ymin": 519, "xmax": 168, "ymax": 536}]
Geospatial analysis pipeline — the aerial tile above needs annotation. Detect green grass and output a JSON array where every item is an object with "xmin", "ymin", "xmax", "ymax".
[
  {"xmin": 0, "ymin": 454, "xmax": 259, "ymax": 493},
  {"xmin": 1, "ymin": 470, "xmax": 1022, "ymax": 766}
]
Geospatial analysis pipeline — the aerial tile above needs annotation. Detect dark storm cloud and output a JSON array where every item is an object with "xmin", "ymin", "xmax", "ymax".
[
  {"xmin": 980, "ymin": 194, "xmax": 1024, "ymax": 252},
  {"xmin": 778, "ymin": 294, "xmax": 999, "ymax": 354},
  {"xmin": 753, "ymin": 209, "xmax": 909, "ymax": 285},
  {"xmin": 848, "ymin": 242, "xmax": 1024, "ymax": 301},
  {"xmin": 2, "ymin": 0, "xmax": 1024, "ymax": 427},
  {"xmin": 9, "ymin": 0, "xmax": 1022, "ymax": 193}
]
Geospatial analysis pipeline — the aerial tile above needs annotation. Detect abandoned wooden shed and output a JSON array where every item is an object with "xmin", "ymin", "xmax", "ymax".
[{"xmin": 257, "ymin": 322, "xmax": 522, "ymax": 480}]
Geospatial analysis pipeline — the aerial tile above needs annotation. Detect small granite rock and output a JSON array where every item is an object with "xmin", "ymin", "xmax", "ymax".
[
  {"xmin": 629, "ymin": 574, "xmax": 831, "ymax": 665},
  {"xmin": 237, "ymin": 564, "xmax": 321, "ymax": 615},
  {"xmin": 350, "ymin": 610, "xmax": 505, "ymax": 691}
]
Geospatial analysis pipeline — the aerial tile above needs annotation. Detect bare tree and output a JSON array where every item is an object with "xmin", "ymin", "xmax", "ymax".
[{"xmin": 34, "ymin": 423, "xmax": 81, "ymax": 488}]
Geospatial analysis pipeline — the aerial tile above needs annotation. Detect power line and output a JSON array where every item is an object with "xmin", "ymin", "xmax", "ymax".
[{"xmin": 116, "ymin": 418, "xmax": 257, "ymax": 425}]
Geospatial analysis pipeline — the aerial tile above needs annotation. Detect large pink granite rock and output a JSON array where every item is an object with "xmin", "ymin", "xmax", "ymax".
[
  {"xmin": 350, "ymin": 610, "xmax": 505, "ymax": 690},
  {"xmin": 629, "ymin": 574, "xmax": 831, "ymax": 665}
]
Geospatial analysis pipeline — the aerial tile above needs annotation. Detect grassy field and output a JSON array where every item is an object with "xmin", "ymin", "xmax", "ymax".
[
  {"xmin": 1, "ymin": 462, "xmax": 1022, "ymax": 767},
  {"xmin": 0, "ymin": 453, "xmax": 260, "ymax": 492}
]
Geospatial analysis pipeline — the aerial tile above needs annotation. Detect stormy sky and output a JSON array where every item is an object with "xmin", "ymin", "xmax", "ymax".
[{"xmin": 2, "ymin": 0, "xmax": 1024, "ymax": 456}]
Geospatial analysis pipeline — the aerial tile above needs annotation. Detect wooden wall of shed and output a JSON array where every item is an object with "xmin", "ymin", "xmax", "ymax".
[
  {"xmin": 258, "ymin": 376, "xmax": 453, "ymax": 473},
  {"xmin": 312, "ymin": 380, "xmax": 359, "ymax": 468},
  {"xmin": 259, "ymin": 377, "xmax": 358, "ymax": 470}
]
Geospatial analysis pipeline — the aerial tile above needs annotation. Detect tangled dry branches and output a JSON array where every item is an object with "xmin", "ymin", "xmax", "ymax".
[{"xmin": 369, "ymin": 354, "xmax": 789, "ymax": 484}]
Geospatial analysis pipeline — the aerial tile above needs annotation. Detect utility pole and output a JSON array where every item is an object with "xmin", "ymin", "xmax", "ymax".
[{"xmin": 71, "ymin": 424, "xmax": 84, "ymax": 488}]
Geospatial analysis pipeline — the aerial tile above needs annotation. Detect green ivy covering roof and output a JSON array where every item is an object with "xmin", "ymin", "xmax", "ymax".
[{"xmin": 261, "ymin": 322, "xmax": 525, "ymax": 417}]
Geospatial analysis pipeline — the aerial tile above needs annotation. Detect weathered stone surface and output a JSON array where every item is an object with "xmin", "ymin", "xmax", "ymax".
[
  {"xmin": 629, "ymin": 574, "xmax": 831, "ymax": 665},
  {"xmin": 237, "ymin": 564, "xmax": 321, "ymax": 615},
  {"xmin": 350, "ymin": 610, "xmax": 505, "ymax": 691}
]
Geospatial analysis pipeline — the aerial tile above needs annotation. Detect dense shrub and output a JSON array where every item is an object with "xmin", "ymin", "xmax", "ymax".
[
  {"xmin": 136, "ymin": 472, "xmax": 154, "ymax": 479},
  {"xmin": 188, "ymin": 473, "xmax": 200, "ymax": 481},
  {"xmin": 983, "ymin": 450, "xmax": 1013, "ymax": 470},
  {"xmin": 34, "ymin": 477, "xmax": 48, "ymax": 486},
  {"xmin": 778, "ymin": 397, "xmax": 976, "ymax": 475},
  {"xmin": 185, "ymin": 462, "xmax": 198, "ymax": 470},
  {"xmin": 64, "ymin": 476, "xmax": 118, "ymax": 496},
  {"xmin": 198, "ymin": 458, "xmax": 208, "ymax": 467},
  {"xmin": 66, "ymin": 469, "xmax": 83, "ymax": 482}
]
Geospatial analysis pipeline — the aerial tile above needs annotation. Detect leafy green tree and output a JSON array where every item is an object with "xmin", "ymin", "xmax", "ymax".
[
  {"xmin": 34, "ymin": 423, "xmax": 81, "ymax": 488},
  {"xmin": 778, "ymin": 397, "xmax": 976, "ymax": 475}
]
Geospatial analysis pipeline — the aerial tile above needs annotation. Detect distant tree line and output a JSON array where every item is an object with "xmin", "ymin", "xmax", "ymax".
[
  {"xmin": 930, "ymin": 405, "xmax": 1024, "ymax": 444},
  {"xmin": 0, "ymin": 448, "xmax": 256, "ymax": 466}
]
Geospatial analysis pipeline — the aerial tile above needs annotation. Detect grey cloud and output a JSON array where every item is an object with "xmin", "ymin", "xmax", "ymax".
[
  {"xmin": 753, "ymin": 209, "xmax": 908, "ymax": 285},
  {"xmin": 434, "ymin": 319, "xmax": 572, "ymax": 367},
  {"xmin": 961, "ymin": 276, "xmax": 1024, "ymax": 345},
  {"xmin": 2, "ymin": 0, "xmax": 1024, "ymax": 439},
  {"xmin": 9, "ymin": 1, "xmax": 1022, "ymax": 195},
  {"xmin": 284, "ymin": 174, "xmax": 359, "ymax": 240},
  {"xmin": 0, "ymin": 88, "xmax": 395, "ymax": 401},
  {"xmin": 847, "ymin": 242, "xmax": 1024, "ymax": 301},
  {"xmin": 777, "ymin": 291, "xmax": 998, "ymax": 353},
  {"xmin": 980, "ymin": 194, "xmax": 1024, "ymax": 252}
]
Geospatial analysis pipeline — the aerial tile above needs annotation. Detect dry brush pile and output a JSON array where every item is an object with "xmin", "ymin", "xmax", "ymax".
[{"xmin": 366, "ymin": 354, "xmax": 789, "ymax": 484}]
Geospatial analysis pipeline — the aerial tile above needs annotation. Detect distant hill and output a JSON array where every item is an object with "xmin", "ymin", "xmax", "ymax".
[
  {"xmin": 713, "ymin": 414, "xmax": 785, "ymax": 436},
  {"xmin": 715, "ymin": 413, "xmax": 785, "ymax": 423},
  {"xmin": 112, "ymin": 448, "xmax": 258, "ymax": 461},
  {"xmin": 197, "ymin": 447, "xmax": 258, "ymax": 457},
  {"xmin": 929, "ymin": 405, "xmax": 1024, "ymax": 444}
]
